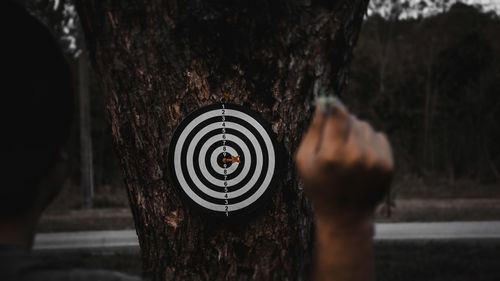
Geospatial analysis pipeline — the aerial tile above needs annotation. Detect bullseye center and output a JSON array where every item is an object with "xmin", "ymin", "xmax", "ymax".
[{"xmin": 217, "ymin": 153, "xmax": 233, "ymax": 168}]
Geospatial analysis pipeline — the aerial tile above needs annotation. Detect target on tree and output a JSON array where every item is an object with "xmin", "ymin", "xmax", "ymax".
[{"xmin": 167, "ymin": 102, "xmax": 281, "ymax": 219}]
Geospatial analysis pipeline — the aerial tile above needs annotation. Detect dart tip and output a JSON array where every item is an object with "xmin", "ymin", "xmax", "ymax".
[{"xmin": 222, "ymin": 155, "xmax": 241, "ymax": 163}]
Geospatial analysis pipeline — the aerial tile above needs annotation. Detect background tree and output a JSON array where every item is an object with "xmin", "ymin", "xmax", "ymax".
[
  {"xmin": 23, "ymin": 0, "xmax": 79, "ymax": 57},
  {"xmin": 345, "ymin": 2, "xmax": 500, "ymax": 186},
  {"xmin": 75, "ymin": 0, "xmax": 370, "ymax": 280}
]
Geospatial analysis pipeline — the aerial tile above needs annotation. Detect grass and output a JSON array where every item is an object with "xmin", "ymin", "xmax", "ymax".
[
  {"xmin": 392, "ymin": 175, "xmax": 500, "ymax": 199},
  {"xmin": 33, "ymin": 251, "xmax": 143, "ymax": 276},
  {"xmin": 374, "ymin": 240, "xmax": 500, "ymax": 281}
]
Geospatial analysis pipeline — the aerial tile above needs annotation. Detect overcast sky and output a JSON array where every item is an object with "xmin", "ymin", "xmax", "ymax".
[
  {"xmin": 369, "ymin": 0, "xmax": 500, "ymax": 18},
  {"xmin": 459, "ymin": 0, "xmax": 500, "ymax": 12}
]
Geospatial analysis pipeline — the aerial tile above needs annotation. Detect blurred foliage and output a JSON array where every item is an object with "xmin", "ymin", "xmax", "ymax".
[
  {"xmin": 22, "ymin": 0, "xmax": 80, "ymax": 57},
  {"xmin": 345, "ymin": 3, "xmax": 500, "ymax": 184}
]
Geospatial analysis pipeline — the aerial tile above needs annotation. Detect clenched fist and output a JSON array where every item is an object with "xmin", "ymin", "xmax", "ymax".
[
  {"xmin": 296, "ymin": 100, "xmax": 394, "ymax": 281},
  {"xmin": 296, "ymin": 101, "xmax": 393, "ymax": 223}
]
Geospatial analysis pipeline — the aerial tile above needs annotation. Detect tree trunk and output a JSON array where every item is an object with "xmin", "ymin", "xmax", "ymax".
[
  {"xmin": 78, "ymin": 43, "xmax": 95, "ymax": 209},
  {"xmin": 76, "ymin": 1, "xmax": 368, "ymax": 280}
]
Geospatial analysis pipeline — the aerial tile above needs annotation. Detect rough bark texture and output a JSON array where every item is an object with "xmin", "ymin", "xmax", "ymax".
[{"xmin": 76, "ymin": 1, "xmax": 368, "ymax": 280}]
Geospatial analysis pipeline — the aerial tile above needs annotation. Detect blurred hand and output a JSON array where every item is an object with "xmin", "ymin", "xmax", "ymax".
[{"xmin": 296, "ymin": 101, "xmax": 393, "ymax": 223}]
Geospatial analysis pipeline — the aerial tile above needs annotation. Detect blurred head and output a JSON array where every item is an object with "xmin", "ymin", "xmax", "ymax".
[{"xmin": 0, "ymin": 1, "xmax": 74, "ymax": 219}]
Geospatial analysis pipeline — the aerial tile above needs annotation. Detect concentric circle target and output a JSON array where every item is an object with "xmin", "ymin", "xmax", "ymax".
[{"xmin": 167, "ymin": 103, "xmax": 280, "ymax": 219}]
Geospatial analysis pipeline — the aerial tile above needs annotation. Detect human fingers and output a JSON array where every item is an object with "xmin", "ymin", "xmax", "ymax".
[
  {"xmin": 354, "ymin": 120, "xmax": 378, "ymax": 167},
  {"xmin": 317, "ymin": 101, "xmax": 352, "ymax": 161},
  {"xmin": 296, "ymin": 105, "xmax": 325, "ymax": 172}
]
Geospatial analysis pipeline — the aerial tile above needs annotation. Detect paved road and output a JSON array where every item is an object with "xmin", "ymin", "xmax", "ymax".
[
  {"xmin": 34, "ymin": 229, "xmax": 139, "ymax": 252},
  {"xmin": 33, "ymin": 221, "xmax": 500, "ymax": 252},
  {"xmin": 374, "ymin": 221, "xmax": 500, "ymax": 240}
]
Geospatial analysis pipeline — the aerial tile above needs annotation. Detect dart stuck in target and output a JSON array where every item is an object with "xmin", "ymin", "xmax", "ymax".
[{"xmin": 167, "ymin": 103, "xmax": 281, "ymax": 219}]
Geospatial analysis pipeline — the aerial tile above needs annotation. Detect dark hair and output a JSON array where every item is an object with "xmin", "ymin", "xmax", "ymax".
[{"xmin": 0, "ymin": 2, "xmax": 74, "ymax": 217}]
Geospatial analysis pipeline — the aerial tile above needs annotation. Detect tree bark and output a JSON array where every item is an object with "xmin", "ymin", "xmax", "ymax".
[{"xmin": 76, "ymin": 1, "xmax": 368, "ymax": 280}]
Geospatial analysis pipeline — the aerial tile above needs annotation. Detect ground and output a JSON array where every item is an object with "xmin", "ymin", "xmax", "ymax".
[
  {"xmin": 32, "ymin": 240, "xmax": 500, "ymax": 281},
  {"xmin": 37, "ymin": 198, "xmax": 500, "ymax": 232},
  {"xmin": 38, "ymin": 177, "xmax": 500, "ymax": 232},
  {"xmin": 35, "ymin": 177, "xmax": 500, "ymax": 280}
]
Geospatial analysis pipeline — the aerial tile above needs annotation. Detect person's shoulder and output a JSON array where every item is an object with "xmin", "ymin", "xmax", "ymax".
[{"xmin": 22, "ymin": 268, "xmax": 145, "ymax": 281}]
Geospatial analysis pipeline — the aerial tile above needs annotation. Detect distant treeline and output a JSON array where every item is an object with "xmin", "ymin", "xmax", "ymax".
[
  {"xmin": 77, "ymin": 3, "xmax": 500, "ymax": 193},
  {"xmin": 344, "ymin": 3, "xmax": 500, "ymax": 183}
]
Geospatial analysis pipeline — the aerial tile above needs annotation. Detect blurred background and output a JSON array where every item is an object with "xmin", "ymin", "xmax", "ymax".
[{"xmin": 20, "ymin": 0, "xmax": 500, "ymax": 280}]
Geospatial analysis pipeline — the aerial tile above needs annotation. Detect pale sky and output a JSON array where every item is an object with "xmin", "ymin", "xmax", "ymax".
[
  {"xmin": 452, "ymin": 0, "xmax": 499, "ymax": 13},
  {"xmin": 369, "ymin": 0, "xmax": 500, "ymax": 18}
]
